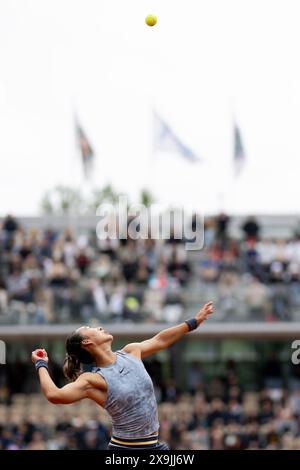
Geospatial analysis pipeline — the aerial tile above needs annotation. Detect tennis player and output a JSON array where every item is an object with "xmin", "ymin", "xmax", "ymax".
[{"xmin": 31, "ymin": 302, "xmax": 213, "ymax": 450}]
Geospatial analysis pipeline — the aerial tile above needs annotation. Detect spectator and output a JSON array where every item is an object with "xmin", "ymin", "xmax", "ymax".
[
  {"xmin": 242, "ymin": 216, "xmax": 260, "ymax": 241},
  {"xmin": 216, "ymin": 213, "xmax": 230, "ymax": 242},
  {"xmin": 2, "ymin": 214, "xmax": 18, "ymax": 237},
  {"xmin": 263, "ymin": 353, "xmax": 282, "ymax": 389}
]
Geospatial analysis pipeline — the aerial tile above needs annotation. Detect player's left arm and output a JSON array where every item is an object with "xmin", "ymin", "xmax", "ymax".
[
  {"xmin": 31, "ymin": 350, "xmax": 104, "ymax": 404},
  {"xmin": 123, "ymin": 302, "xmax": 213, "ymax": 359}
]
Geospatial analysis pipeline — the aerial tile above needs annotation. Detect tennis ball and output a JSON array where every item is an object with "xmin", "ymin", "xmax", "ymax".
[{"xmin": 145, "ymin": 14, "xmax": 157, "ymax": 27}]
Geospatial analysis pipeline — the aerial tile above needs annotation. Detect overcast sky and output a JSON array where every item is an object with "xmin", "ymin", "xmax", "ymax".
[{"xmin": 1, "ymin": 0, "xmax": 300, "ymax": 216}]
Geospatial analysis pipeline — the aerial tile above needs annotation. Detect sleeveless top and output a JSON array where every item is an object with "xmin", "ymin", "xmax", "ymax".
[{"xmin": 92, "ymin": 351, "xmax": 159, "ymax": 439}]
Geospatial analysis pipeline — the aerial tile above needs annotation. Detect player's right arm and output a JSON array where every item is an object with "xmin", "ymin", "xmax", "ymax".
[
  {"xmin": 123, "ymin": 302, "xmax": 214, "ymax": 359},
  {"xmin": 31, "ymin": 350, "xmax": 105, "ymax": 404}
]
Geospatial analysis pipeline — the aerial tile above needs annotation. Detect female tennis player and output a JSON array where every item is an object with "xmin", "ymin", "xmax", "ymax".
[{"xmin": 31, "ymin": 301, "xmax": 213, "ymax": 450}]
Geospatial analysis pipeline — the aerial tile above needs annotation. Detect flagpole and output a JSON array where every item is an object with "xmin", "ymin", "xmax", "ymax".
[
  {"xmin": 230, "ymin": 104, "xmax": 246, "ymax": 216},
  {"xmin": 147, "ymin": 95, "xmax": 157, "ymax": 201},
  {"xmin": 231, "ymin": 112, "xmax": 236, "ymax": 215},
  {"xmin": 72, "ymin": 96, "xmax": 84, "ymax": 193},
  {"xmin": 72, "ymin": 96, "xmax": 96, "ymax": 214},
  {"xmin": 229, "ymin": 102, "xmax": 237, "ymax": 216}
]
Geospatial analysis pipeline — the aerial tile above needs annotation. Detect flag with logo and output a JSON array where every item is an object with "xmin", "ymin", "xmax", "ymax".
[
  {"xmin": 154, "ymin": 112, "xmax": 200, "ymax": 163},
  {"xmin": 75, "ymin": 117, "xmax": 95, "ymax": 178}
]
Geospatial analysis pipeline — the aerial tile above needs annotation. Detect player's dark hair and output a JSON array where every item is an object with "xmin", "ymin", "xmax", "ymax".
[{"xmin": 63, "ymin": 331, "xmax": 93, "ymax": 382}]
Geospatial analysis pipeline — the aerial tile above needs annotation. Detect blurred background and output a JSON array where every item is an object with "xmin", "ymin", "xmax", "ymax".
[{"xmin": 1, "ymin": 0, "xmax": 300, "ymax": 451}]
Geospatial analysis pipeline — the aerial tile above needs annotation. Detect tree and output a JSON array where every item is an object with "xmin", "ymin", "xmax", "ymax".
[
  {"xmin": 40, "ymin": 191, "xmax": 54, "ymax": 215},
  {"xmin": 40, "ymin": 186, "xmax": 84, "ymax": 215},
  {"xmin": 89, "ymin": 184, "xmax": 121, "ymax": 212},
  {"xmin": 140, "ymin": 189, "xmax": 155, "ymax": 208}
]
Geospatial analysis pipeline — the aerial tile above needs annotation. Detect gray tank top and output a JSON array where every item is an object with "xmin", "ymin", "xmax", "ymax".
[{"xmin": 92, "ymin": 351, "xmax": 159, "ymax": 439}]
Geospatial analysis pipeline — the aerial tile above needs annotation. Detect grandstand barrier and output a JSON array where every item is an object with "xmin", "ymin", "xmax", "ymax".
[
  {"xmin": 1, "ymin": 322, "xmax": 300, "ymax": 340},
  {"xmin": 1, "ymin": 214, "xmax": 299, "ymax": 238}
]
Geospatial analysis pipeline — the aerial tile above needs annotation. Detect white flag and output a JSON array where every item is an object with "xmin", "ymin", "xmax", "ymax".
[{"xmin": 154, "ymin": 112, "xmax": 200, "ymax": 163}]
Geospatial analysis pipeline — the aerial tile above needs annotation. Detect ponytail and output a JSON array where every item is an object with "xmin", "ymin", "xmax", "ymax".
[
  {"xmin": 64, "ymin": 331, "xmax": 94, "ymax": 382},
  {"xmin": 63, "ymin": 353, "xmax": 82, "ymax": 382}
]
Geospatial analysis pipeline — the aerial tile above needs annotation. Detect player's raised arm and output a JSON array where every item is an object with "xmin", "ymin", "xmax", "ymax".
[
  {"xmin": 31, "ymin": 349, "xmax": 103, "ymax": 404},
  {"xmin": 123, "ymin": 302, "xmax": 214, "ymax": 359}
]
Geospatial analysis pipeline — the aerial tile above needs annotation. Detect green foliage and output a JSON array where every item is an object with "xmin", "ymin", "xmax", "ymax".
[
  {"xmin": 140, "ymin": 189, "xmax": 155, "ymax": 208},
  {"xmin": 40, "ymin": 186, "xmax": 83, "ymax": 215},
  {"xmin": 40, "ymin": 185, "xmax": 156, "ymax": 215},
  {"xmin": 89, "ymin": 184, "xmax": 120, "ymax": 212}
]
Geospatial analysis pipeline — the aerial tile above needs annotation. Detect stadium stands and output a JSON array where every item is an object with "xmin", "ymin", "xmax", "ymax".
[
  {"xmin": 1, "ymin": 214, "xmax": 300, "ymax": 325},
  {"xmin": 1, "ymin": 375, "xmax": 300, "ymax": 449},
  {"xmin": 1, "ymin": 214, "xmax": 300, "ymax": 450}
]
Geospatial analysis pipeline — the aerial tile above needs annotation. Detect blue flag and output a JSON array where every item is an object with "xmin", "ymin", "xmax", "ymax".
[{"xmin": 154, "ymin": 112, "xmax": 200, "ymax": 163}]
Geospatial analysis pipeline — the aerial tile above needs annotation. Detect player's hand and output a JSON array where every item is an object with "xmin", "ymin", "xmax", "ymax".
[
  {"xmin": 31, "ymin": 349, "xmax": 49, "ymax": 364},
  {"xmin": 195, "ymin": 302, "xmax": 214, "ymax": 326}
]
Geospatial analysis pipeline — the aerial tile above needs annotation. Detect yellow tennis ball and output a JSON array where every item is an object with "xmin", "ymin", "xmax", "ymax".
[{"xmin": 145, "ymin": 14, "xmax": 157, "ymax": 27}]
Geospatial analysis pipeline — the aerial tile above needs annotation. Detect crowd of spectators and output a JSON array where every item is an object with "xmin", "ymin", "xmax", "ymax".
[
  {"xmin": 198, "ymin": 215, "xmax": 300, "ymax": 321},
  {"xmin": 0, "ymin": 215, "xmax": 189, "ymax": 324},
  {"xmin": 1, "ymin": 359, "xmax": 300, "ymax": 450},
  {"xmin": 2, "ymin": 214, "xmax": 300, "ymax": 451},
  {"xmin": 1, "ymin": 213, "xmax": 300, "ymax": 323}
]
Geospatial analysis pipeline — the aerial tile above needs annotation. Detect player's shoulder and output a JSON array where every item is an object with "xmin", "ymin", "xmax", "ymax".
[
  {"xmin": 120, "ymin": 343, "xmax": 142, "ymax": 359},
  {"xmin": 78, "ymin": 371, "xmax": 106, "ymax": 388}
]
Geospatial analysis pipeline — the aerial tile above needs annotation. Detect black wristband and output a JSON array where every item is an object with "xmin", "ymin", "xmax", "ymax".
[
  {"xmin": 185, "ymin": 318, "xmax": 198, "ymax": 332},
  {"xmin": 35, "ymin": 359, "xmax": 48, "ymax": 371}
]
